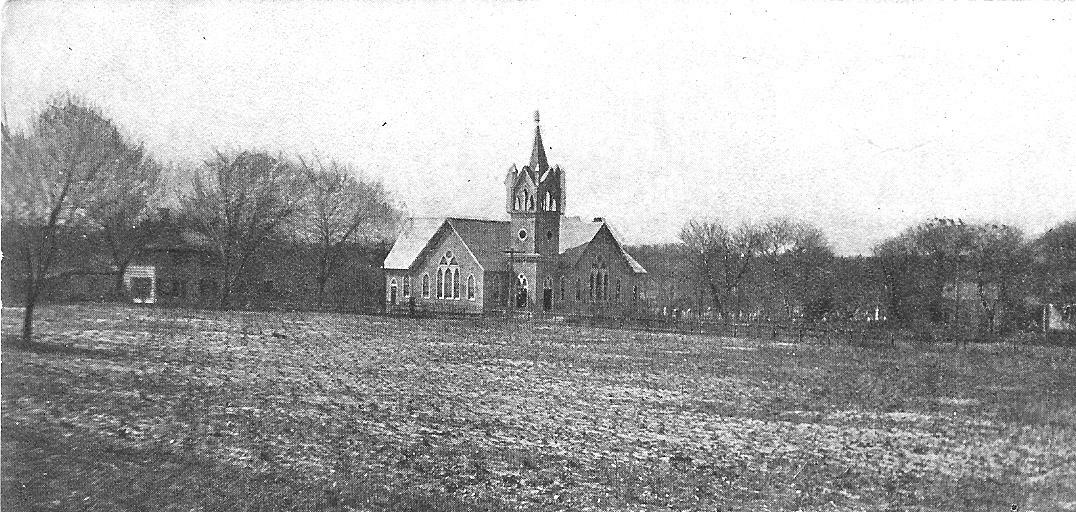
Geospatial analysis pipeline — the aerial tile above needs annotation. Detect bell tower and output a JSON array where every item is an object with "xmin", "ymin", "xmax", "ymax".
[
  {"xmin": 504, "ymin": 111, "xmax": 565, "ymax": 257},
  {"xmin": 503, "ymin": 111, "xmax": 565, "ymax": 310}
]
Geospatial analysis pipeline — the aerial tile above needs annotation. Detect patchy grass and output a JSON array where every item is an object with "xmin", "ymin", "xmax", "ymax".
[{"xmin": 2, "ymin": 304, "xmax": 1075, "ymax": 511}]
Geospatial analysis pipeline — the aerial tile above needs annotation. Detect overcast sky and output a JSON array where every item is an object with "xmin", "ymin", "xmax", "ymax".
[{"xmin": 3, "ymin": 1, "xmax": 1074, "ymax": 254}]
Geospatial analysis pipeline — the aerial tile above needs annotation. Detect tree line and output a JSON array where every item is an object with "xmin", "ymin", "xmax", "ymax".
[
  {"xmin": 2, "ymin": 96, "xmax": 400, "ymax": 347},
  {"xmin": 628, "ymin": 214, "xmax": 1074, "ymax": 339}
]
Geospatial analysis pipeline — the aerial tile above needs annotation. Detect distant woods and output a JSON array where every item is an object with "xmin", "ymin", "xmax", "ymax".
[
  {"xmin": 633, "ymin": 214, "xmax": 1075, "ymax": 340},
  {"xmin": 2, "ymin": 96, "xmax": 401, "ymax": 344}
]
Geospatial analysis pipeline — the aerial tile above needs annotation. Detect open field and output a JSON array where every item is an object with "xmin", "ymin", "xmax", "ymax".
[{"xmin": 2, "ymin": 305, "xmax": 1075, "ymax": 511}]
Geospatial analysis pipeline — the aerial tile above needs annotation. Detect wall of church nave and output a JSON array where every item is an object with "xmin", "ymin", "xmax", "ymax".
[
  {"xmin": 385, "ymin": 233, "xmax": 484, "ymax": 314},
  {"xmin": 551, "ymin": 231, "xmax": 647, "ymax": 316},
  {"xmin": 384, "ymin": 270, "xmax": 484, "ymax": 315},
  {"xmin": 548, "ymin": 272, "xmax": 646, "ymax": 317}
]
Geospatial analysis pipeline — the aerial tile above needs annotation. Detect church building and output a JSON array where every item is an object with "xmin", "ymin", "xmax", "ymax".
[{"xmin": 384, "ymin": 113, "xmax": 648, "ymax": 315}]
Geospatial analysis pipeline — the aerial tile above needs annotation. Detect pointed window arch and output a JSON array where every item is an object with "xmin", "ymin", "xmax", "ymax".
[
  {"xmin": 446, "ymin": 267, "xmax": 454, "ymax": 299},
  {"xmin": 543, "ymin": 191, "xmax": 559, "ymax": 211},
  {"xmin": 389, "ymin": 278, "xmax": 398, "ymax": 304},
  {"xmin": 437, "ymin": 251, "xmax": 459, "ymax": 300},
  {"xmin": 422, "ymin": 273, "xmax": 430, "ymax": 298},
  {"xmin": 403, "ymin": 275, "xmax": 411, "ymax": 297},
  {"xmin": 467, "ymin": 274, "xmax": 476, "ymax": 300}
]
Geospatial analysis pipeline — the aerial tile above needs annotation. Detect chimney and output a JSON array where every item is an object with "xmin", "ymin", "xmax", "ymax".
[{"xmin": 593, "ymin": 217, "xmax": 604, "ymax": 223}]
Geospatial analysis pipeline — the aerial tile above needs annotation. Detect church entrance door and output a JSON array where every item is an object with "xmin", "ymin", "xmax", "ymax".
[
  {"xmin": 543, "ymin": 277, "xmax": 553, "ymax": 311},
  {"xmin": 516, "ymin": 274, "xmax": 528, "ymax": 309}
]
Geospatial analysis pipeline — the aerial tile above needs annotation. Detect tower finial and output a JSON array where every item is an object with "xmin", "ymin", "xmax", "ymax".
[{"xmin": 534, "ymin": 110, "xmax": 540, "ymax": 124}]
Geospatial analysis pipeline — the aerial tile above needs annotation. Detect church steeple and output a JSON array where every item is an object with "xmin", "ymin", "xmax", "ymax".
[
  {"xmin": 529, "ymin": 110, "xmax": 549, "ymax": 175},
  {"xmin": 506, "ymin": 111, "xmax": 564, "ymax": 216}
]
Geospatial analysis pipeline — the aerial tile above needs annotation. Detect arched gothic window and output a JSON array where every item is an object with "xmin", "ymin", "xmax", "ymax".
[
  {"xmin": 389, "ymin": 278, "xmax": 398, "ymax": 304},
  {"xmin": 590, "ymin": 257, "xmax": 609, "ymax": 301},
  {"xmin": 544, "ymin": 191, "xmax": 558, "ymax": 211},
  {"xmin": 467, "ymin": 274, "xmax": 476, "ymax": 300},
  {"xmin": 438, "ymin": 251, "xmax": 458, "ymax": 300},
  {"xmin": 403, "ymin": 276, "xmax": 411, "ymax": 297},
  {"xmin": 422, "ymin": 273, "xmax": 430, "ymax": 298}
]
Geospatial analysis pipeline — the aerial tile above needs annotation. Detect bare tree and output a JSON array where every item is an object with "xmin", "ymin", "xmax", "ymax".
[
  {"xmin": 1032, "ymin": 219, "xmax": 1076, "ymax": 314},
  {"xmin": 760, "ymin": 218, "xmax": 797, "ymax": 318},
  {"xmin": 679, "ymin": 218, "xmax": 764, "ymax": 321},
  {"xmin": 875, "ymin": 218, "xmax": 1030, "ymax": 336},
  {"xmin": 965, "ymin": 224, "xmax": 1027, "ymax": 334},
  {"xmin": 1, "ymin": 97, "xmax": 139, "ymax": 346},
  {"xmin": 181, "ymin": 150, "xmax": 309, "ymax": 308},
  {"xmin": 83, "ymin": 144, "xmax": 162, "ymax": 298},
  {"xmin": 784, "ymin": 222, "xmax": 832, "ymax": 320},
  {"xmin": 299, "ymin": 157, "xmax": 399, "ymax": 309}
]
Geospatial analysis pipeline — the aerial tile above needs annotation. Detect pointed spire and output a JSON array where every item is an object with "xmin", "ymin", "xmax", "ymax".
[{"xmin": 529, "ymin": 110, "xmax": 549, "ymax": 175}]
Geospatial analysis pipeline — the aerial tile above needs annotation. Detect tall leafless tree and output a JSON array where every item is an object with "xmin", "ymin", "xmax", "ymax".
[
  {"xmin": 760, "ymin": 218, "xmax": 797, "ymax": 318},
  {"xmin": 181, "ymin": 150, "xmax": 309, "ymax": 308},
  {"xmin": 299, "ymin": 157, "xmax": 399, "ymax": 309},
  {"xmin": 82, "ymin": 142, "xmax": 162, "ymax": 298},
  {"xmin": 2, "ymin": 97, "xmax": 141, "ymax": 346},
  {"xmin": 965, "ymin": 224, "xmax": 1027, "ymax": 334},
  {"xmin": 679, "ymin": 218, "xmax": 764, "ymax": 321}
]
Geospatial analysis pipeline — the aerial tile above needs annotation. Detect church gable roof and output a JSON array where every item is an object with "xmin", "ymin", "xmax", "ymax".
[
  {"xmin": 383, "ymin": 217, "xmax": 448, "ymax": 270},
  {"xmin": 558, "ymin": 217, "xmax": 647, "ymax": 274},
  {"xmin": 384, "ymin": 217, "xmax": 510, "ymax": 271},
  {"xmin": 559, "ymin": 216, "xmax": 603, "ymax": 253},
  {"xmin": 446, "ymin": 218, "xmax": 510, "ymax": 271},
  {"xmin": 602, "ymin": 224, "xmax": 648, "ymax": 274}
]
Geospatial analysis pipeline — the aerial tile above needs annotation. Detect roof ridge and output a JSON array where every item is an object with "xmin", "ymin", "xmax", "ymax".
[{"xmin": 446, "ymin": 217, "xmax": 509, "ymax": 224}]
